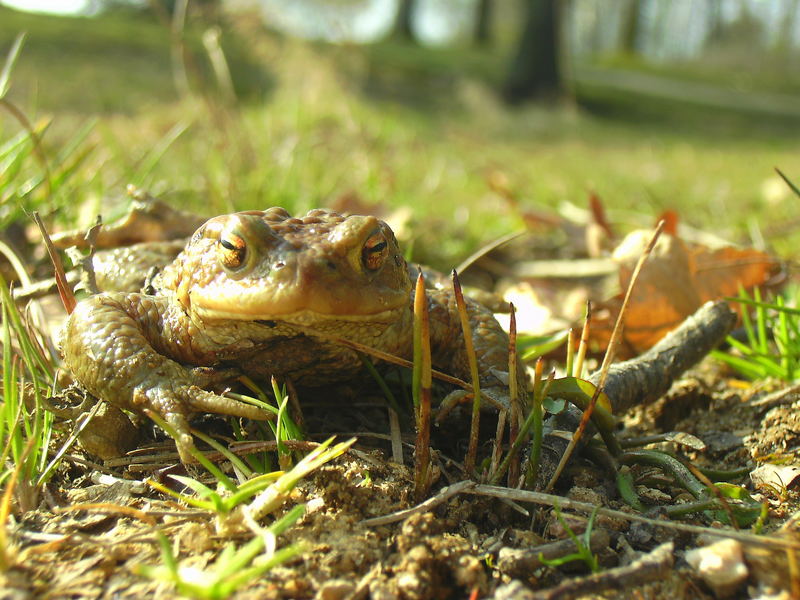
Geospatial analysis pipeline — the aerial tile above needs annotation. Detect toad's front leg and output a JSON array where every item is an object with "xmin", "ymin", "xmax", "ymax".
[
  {"xmin": 61, "ymin": 293, "xmax": 269, "ymax": 461},
  {"xmin": 426, "ymin": 288, "xmax": 527, "ymax": 413}
]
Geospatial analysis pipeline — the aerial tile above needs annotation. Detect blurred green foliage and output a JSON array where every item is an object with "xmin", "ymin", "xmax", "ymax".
[{"xmin": 1, "ymin": 4, "xmax": 800, "ymax": 267}]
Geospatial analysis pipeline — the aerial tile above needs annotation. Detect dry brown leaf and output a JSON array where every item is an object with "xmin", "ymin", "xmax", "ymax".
[
  {"xmin": 592, "ymin": 229, "xmax": 780, "ymax": 355},
  {"xmin": 749, "ymin": 464, "xmax": 800, "ymax": 492},
  {"xmin": 691, "ymin": 246, "xmax": 779, "ymax": 302}
]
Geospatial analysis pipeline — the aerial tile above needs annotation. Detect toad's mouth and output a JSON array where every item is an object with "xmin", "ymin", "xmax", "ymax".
[
  {"xmin": 187, "ymin": 264, "xmax": 411, "ymax": 323},
  {"xmin": 193, "ymin": 305, "xmax": 407, "ymax": 326}
]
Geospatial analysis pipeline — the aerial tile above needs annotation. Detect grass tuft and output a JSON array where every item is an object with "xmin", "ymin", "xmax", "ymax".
[
  {"xmin": 712, "ymin": 287, "xmax": 800, "ymax": 382},
  {"xmin": 134, "ymin": 505, "xmax": 305, "ymax": 600}
]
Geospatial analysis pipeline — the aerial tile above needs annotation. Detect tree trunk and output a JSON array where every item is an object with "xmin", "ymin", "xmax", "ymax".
[
  {"xmin": 776, "ymin": 0, "xmax": 799, "ymax": 51},
  {"xmin": 393, "ymin": 0, "xmax": 417, "ymax": 42},
  {"xmin": 503, "ymin": 0, "xmax": 562, "ymax": 104},
  {"xmin": 474, "ymin": 0, "xmax": 493, "ymax": 46},
  {"xmin": 705, "ymin": 0, "xmax": 724, "ymax": 44},
  {"xmin": 619, "ymin": 0, "xmax": 641, "ymax": 54}
]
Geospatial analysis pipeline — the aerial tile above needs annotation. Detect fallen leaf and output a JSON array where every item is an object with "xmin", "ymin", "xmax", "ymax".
[
  {"xmin": 594, "ymin": 227, "xmax": 780, "ymax": 354},
  {"xmin": 691, "ymin": 246, "xmax": 779, "ymax": 303},
  {"xmin": 749, "ymin": 463, "xmax": 800, "ymax": 491}
]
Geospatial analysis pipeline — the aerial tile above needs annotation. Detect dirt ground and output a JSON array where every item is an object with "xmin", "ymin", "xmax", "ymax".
[{"xmin": 3, "ymin": 363, "xmax": 799, "ymax": 600}]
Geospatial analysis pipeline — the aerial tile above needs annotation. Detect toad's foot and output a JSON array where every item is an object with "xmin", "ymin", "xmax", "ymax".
[
  {"xmin": 61, "ymin": 293, "xmax": 272, "ymax": 462},
  {"xmin": 435, "ymin": 384, "xmax": 517, "ymax": 423},
  {"xmin": 132, "ymin": 378, "xmax": 272, "ymax": 462}
]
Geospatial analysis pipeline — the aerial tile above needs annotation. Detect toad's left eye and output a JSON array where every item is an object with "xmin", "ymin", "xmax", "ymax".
[
  {"xmin": 362, "ymin": 230, "xmax": 388, "ymax": 271},
  {"xmin": 218, "ymin": 234, "xmax": 247, "ymax": 271}
]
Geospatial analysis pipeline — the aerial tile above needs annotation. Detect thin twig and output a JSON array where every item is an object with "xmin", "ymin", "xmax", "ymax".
[
  {"xmin": 498, "ymin": 530, "xmax": 611, "ymax": 576},
  {"xmin": 469, "ymin": 484, "xmax": 800, "ymax": 550},
  {"xmin": 545, "ymin": 221, "xmax": 664, "ymax": 492},
  {"xmin": 388, "ymin": 406, "xmax": 403, "ymax": 464},
  {"xmin": 361, "ymin": 480, "xmax": 476, "ymax": 527},
  {"xmin": 54, "ymin": 502, "xmax": 157, "ymax": 526},
  {"xmin": 524, "ymin": 542, "xmax": 675, "ymax": 600},
  {"xmin": 362, "ymin": 480, "xmax": 800, "ymax": 550},
  {"xmin": 748, "ymin": 383, "xmax": 800, "ymax": 409},
  {"xmin": 775, "ymin": 167, "xmax": 800, "ymax": 199},
  {"xmin": 507, "ymin": 302, "xmax": 521, "ymax": 486}
]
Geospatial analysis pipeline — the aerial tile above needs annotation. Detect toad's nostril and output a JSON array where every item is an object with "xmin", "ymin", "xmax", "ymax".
[{"xmin": 274, "ymin": 261, "xmax": 285, "ymax": 269}]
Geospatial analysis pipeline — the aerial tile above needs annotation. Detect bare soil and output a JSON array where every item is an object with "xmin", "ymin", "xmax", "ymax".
[{"xmin": 3, "ymin": 366, "xmax": 800, "ymax": 600}]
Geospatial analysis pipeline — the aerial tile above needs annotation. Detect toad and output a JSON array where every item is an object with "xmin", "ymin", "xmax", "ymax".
[{"xmin": 61, "ymin": 207, "xmax": 518, "ymax": 460}]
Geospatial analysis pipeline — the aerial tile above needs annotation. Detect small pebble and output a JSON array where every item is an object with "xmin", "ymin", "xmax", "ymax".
[
  {"xmin": 685, "ymin": 538, "xmax": 748, "ymax": 598},
  {"xmin": 316, "ymin": 579, "xmax": 354, "ymax": 600}
]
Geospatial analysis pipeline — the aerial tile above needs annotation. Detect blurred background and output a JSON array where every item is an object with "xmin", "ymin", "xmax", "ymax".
[{"xmin": 1, "ymin": 0, "xmax": 800, "ymax": 267}]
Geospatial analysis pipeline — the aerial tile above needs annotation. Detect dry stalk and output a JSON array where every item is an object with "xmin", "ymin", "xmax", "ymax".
[
  {"xmin": 523, "ymin": 542, "xmax": 674, "ymax": 600},
  {"xmin": 469, "ymin": 484, "xmax": 800, "ymax": 549},
  {"xmin": 388, "ymin": 407, "xmax": 403, "ymax": 464},
  {"xmin": 412, "ymin": 273, "xmax": 432, "ymax": 501},
  {"xmin": 364, "ymin": 480, "xmax": 800, "ymax": 554},
  {"xmin": 489, "ymin": 409, "xmax": 507, "ymax": 479},
  {"xmin": 574, "ymin": 301, "xmax": 592, "ymax": 378},
  {"xmin": 55, "ymin": 503, "xmax": 157, "ymax": 526},
  {"xmin": 452, "ymin": 270, "xmax": 482, "ymax": 475},
  {"xmin": 32, "ymin": 212, "xmax": 75, "ymax": 315},
  {"xmin": 507, "ymin": 303, "xmax": 521, "ymax": 486}
]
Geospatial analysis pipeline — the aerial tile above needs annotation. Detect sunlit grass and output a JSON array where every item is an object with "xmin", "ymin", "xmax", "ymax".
[
  {"xmin": 135, "ymin": 507, "xmax": 304, "ymax": 600},
  {"xmin": 137, "ymin": 437, "xmax": 350, "ymax": 597},
  {"xmin": 712, "ymin": 287, "xmax": 800, "ymax": 382},
  {"xmin": 0, "ymin": 273, "xmax": 58, "ymax": 572},
  {"xmin": 2, "ymin": 5, "xmax": 800, "ymax": 267}
]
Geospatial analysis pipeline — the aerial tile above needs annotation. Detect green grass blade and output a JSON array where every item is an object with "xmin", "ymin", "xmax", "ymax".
[
  {"xmin": 146, "ymin": 477, "xmax": 215, "ymax": 512},
  {"xmin": 191, "ymin": 428, "xmax": 253, "ymax": 479},
  {"xmin": 711, "ymin": 350, "xmax": 771, "ymax": 380},
  {"xmin": 0, "ymin": 33, "xmax": 25, "ymax": 99},
  {"xmin": 219, "ymin": 545, "xmax": 303, "ymax": 598},
  {"xmin": 754, "ymin": 287, "xmax": 768, "ymax": 355},
  {"xmin": 129, "ymin": 121, "xmax": 190, "ymax": 185}
]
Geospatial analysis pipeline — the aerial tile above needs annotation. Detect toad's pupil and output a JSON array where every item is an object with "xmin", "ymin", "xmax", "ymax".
[{"xmin": 369, "ymin": 241, "xmax": 387, "ymax": 252}]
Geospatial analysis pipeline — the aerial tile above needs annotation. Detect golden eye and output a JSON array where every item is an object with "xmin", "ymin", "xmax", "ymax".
[
  {"xmin": 362, "ymin": 230, "xmax": 388, "ymax": 271},
  {"xmin": 218, "ymin": 235, "xmax": 247, "ymax": 271}
]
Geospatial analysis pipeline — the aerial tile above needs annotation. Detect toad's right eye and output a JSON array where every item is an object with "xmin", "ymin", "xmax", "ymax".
[
  {"xmin": 362, "ymin": 230, "xmax": 388, "ymax": 271},
  {"xmin": 218, "ymin": 235, "xmax": 247, "ymax": 271}
]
